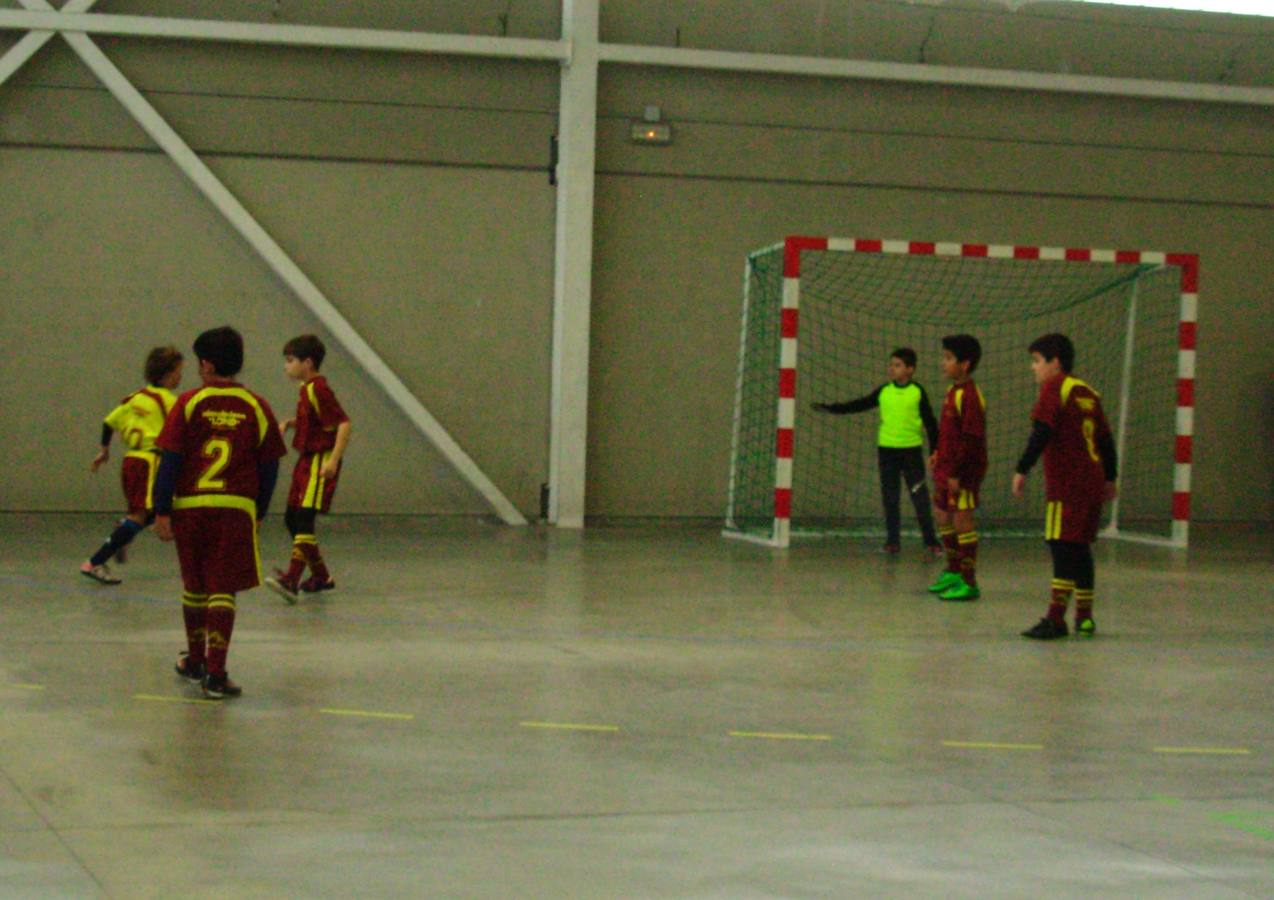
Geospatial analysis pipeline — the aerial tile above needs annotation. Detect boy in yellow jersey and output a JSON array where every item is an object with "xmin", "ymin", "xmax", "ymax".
[
  {"xmin": 264, "ymin": 335, "xmax": 351, "ymax": 603},
  {"xmin": 812, "ymin": 347, "xmax": 942, "ymax": 555},
  {"xmin": 927, "ymin": 334, "xmax": 987, "ymax": 601},
  {"xmin": 80, "ymin": 346, "xmax": 184, "ymax": 584}
]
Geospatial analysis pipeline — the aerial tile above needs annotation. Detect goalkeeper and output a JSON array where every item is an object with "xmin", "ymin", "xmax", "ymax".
[{"xmin": 812, "ymin": 348, "xmax": 942, "ymax": 555}]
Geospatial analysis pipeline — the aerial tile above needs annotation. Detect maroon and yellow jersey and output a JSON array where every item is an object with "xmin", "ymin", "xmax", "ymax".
[
  {"xmin": 293, "ymin": 376, "xmax": 349, "ymax": 455},
  {"xmin": 157, "ymin": 384, "xmax": 287, "ymax": 509},
  {"xmin": 932, "ymin": 379, "xmax": 987, "ymax": 485},
  {"xmin": 1032, "ymin": 373, "xmax": 1111, "ymax": 502}
]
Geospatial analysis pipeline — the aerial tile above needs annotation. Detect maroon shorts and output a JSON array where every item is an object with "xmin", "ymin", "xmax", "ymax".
[
  {"xmin": 172, "ymin": 506, "xmax": 261, "ymax": 594},
  {"xmin": 933, "ymin": 480, "xmax": 981, "ymax": 512},
  {"xmin": 286, "ymin": 451, "xmax": 340, "ymax": 512},
  {"xmin": 1045, "ymin": 497, "xmax": 1103, "ymax": 544},
  {"xmin": 120, "ymin": 454, "xmax": 158, "ymax": 514}
]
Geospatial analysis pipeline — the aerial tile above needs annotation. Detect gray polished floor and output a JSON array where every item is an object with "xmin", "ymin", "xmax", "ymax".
[{"xmin": 2, "ymin": 514, "xmax": 1271, "ymax": 898}]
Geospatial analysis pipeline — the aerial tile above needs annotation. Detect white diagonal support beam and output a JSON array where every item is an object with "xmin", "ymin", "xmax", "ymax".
[
  {"xmin": 0, "ymin": 0, "xmax": 96, "ymax": 88},
  {"xmin": 13, "ymin": 0, "xmax": 527, "ymax": 525},
  {"xmin": 0, "ymin": 9, "xmax": 569, "ymax": 62}
]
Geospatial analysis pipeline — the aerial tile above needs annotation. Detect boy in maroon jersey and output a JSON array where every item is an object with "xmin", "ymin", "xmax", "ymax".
[
  {"xmin": 927, "ymin": 334, "xmax": 987, "ymax": 601},
  {"xmin": 153, "ymin": 327, "xmax": 287, "ymax": 698},
  {"xmin": 264, "ymin": 334, "xmax": 351, "ymax": 603},
  {"xmin": 1013, "ymin": 333, "xmax": 1118, "ymax": 640}
]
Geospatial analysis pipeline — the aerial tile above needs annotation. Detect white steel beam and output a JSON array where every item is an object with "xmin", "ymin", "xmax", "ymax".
[
  {"xmin": 0, "ymin": 9, "xmax": 568, "ymax": 61},
  {"xmin": 599, "ymin": 42, "xmax": 1274, "ymax": 108},
  {"xmin": 548, "ymin": 0, "xmax": 599, "ymax": 528},
  {"xmin": 0, "ymin": 0, "xmax": 96, "ymax": 88},
  {"xmin": 12, "ymin": 0, "xmax": 527, "ymax": 525}
]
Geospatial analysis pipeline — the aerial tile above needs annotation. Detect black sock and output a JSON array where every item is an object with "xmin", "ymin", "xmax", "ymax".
[{"xmin": 90, "ymin": 519, "xmax": 145, "ymax": 566}]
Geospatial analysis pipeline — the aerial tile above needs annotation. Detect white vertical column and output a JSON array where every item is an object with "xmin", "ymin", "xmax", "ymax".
[{"xmin": 548, "ymin": 0, "xmax": 599, "ymax": 528}]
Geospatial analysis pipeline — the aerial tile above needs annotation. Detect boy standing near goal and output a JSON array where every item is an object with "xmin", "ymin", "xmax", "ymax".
[
  {"xmin": 927, "ymin": 334, "xmax": 987, "ymax": 601},
  {"xmin": 154, "ymin": 327, "xmax": 287, "ymax": 698},
  {"xmin": 80, "ymin": 346, "xmax": 184, "ymax": 584},
  {"xmin": 812, "ymin": 347, "xmax": 943, "ymax": 555},
  {"xmin": 264, "ymin": 335, "xmax": 351, "ymax": 603},
  {"xmin": 1013, "ymin": 333, "xmax": 1118, "ymax": 640}
]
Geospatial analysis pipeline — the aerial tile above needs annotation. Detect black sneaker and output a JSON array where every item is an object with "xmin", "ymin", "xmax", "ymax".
[
  {"xmin": 201, "ymin": 672, "xmax": 242, "ymax": 700},
  {"xmin": 1021, "ymin": 617, "xmax": 1069, "ymax": 640},
  {"xmin": 174, "ymin": 651, "xmax": 205, "ymax": 683}
]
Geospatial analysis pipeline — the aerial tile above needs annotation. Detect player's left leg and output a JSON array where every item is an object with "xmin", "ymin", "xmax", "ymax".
[
  {"xmin": 939, "ymin": 499, "xmax": 980, "ymax": 601},
  {"xmin": 202, "ymin": 593, "xmax": 241, "ymax": 699},
  {"xmin": 900, "ymin": 448, "xmax": 940, "ymax": 554},
  {"xmin": 1071, "ymin": 543, "xmax": 1097, "ymax": 637}
]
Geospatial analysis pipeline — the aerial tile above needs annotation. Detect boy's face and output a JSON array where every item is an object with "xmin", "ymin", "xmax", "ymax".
[
  {"xmin": 888, "ymin": 357, "xmax": 915, "ymax": 384},
  {"xmin": 940, "ymin": 350, "xmax": 968, "ymax": 382},
  {"xmin": 283, "ymin": 354, "xmax": 312, "ymax": 382},
  {"xmin": 1030, "ymin": 351, "xmax": 1063, "ymax": 385}
]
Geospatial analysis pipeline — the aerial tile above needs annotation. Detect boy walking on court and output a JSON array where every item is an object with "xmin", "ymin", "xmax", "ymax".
[
  {"xmin": 1013, "ymin": 333, "xmax": 1118, "ymax": 640},
  {"xmin": 154, "ymin": 327, "xmax": 287, "ymax": 698},
  {"xmin": 812, "ymin": 347, "xmax": 942, "ymax": 555},
  {"xmin": 927, "ymin": 334, "xmax": 987, "ymax": 601},
  {"xmin": 264, "ymin": 335, "xmax": 351, "ymax": 603},
  {"xmin": 80, "ymin": 346, "xmax": 184, "ymax": 584}
]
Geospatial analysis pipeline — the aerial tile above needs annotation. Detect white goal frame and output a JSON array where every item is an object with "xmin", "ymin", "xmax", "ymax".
[{"xmin": 724, "ymin": 234, "xmax": 1199, "ymax": 549}]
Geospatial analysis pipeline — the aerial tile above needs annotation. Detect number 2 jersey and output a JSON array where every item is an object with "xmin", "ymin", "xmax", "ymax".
[
  {"xmin": 156, "ymin": 384, "xmax": 287, "ymax": 510},
  {"xmin": 1031, "ymin": 373, "xmax": 1112, "ymax": 503}
]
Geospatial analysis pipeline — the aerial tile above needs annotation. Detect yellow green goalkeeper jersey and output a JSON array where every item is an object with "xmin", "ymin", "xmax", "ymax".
[{"xmin": 103, "ymin": 386, "xmax": 177, "ymax": 452}]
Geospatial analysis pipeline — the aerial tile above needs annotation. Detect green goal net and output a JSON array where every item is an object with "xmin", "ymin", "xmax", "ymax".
[{"xmin": 725, "ymin": 237, "xmax": 1196, "ymax": 548}]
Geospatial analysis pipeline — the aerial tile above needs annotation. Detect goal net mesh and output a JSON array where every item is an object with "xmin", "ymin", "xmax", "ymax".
[{"xmin": 726, "ymin": 243, "xmax": 1183, "ymax": 543}]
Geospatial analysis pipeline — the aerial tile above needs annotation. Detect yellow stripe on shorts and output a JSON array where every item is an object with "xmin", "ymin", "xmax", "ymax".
[
  {"xmin": 303, "ymin": 451, "xmax": 328, "ymax": 509},
  {"xmin": 1046, "ymin": 501, "xmax": 1064, "ymax": 540}
]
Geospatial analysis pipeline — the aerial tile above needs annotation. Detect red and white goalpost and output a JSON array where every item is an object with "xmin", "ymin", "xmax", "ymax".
[{"xmin": 725, "ymin": 235, "xmax": 1199, "ymax": 549}]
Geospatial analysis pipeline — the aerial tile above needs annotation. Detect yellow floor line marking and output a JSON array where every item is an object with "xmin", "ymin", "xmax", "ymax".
[
  {"xmin": 10, "ymin": 683, "xmax": 45, "ymax": 691},
  {"xmin": 1153, "ymin": 746, "xmax": 1251, "ymax": 755},
  {"xmin": 520, "ymin": 721, "xmax": 619, "ymax": 733},
  {"xmin": 729, "ymin": 731, "xmax": 833, "ymax": 742},
  {"xmin": 133, "ymin": 693, "xmax": 218, "ymax": 706},
  {"xmin": 319, "ymin": 708, "xmax": 415, "ymax": 721},
  {"xmin": 943, "ymin": 740, "xmax": 1044, "ymax": 751}
]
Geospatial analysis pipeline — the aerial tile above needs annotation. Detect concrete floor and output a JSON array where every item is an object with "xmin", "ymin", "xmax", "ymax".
[{"xmin": 1, "ymin": 513, "xmax": 1270, "ymax": 898}]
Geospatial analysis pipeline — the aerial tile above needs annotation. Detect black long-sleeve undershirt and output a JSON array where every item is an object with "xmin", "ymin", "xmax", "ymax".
[
  {"xmin": 815, "ymin": 382, "xmax": 940, "ymax": 452},
  {"xmin": 1016, "ymin": 420, "xmax": 1118, "ymax": 481}
]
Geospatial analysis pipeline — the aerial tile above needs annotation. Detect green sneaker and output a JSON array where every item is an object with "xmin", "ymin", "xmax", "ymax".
[
  {"xmin": 927, "ymin": 571, "xmax": 963, "ymax": 593},
  {"xmin": 939, "ymin": 580, "xmax": 980, "ymax": 601},
  {"xmin": 1074, "ymin": 616, "xmax": 1096, "ymax": 637}
]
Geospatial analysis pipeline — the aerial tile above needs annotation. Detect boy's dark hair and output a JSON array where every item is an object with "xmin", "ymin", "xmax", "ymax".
[
  {"xmin": 941, "ymin": 334, "xmax": 982, "ymax": 373},
  {"xmin": 1029, "ymin": 333, "xmax": 1075, "ymax": 373},
  {"xmin": 283, "ymin": 334, "xmax": 326, "ymax": 370},
  {"xmin": 193, "ymin": 326, "xmax": 244, "ymax": 377},
  {"xmin": 890, "ymin": 347, "xmax": 917, "ymax": 369},
  {"xmin": 144, "ymin": 345, "xmax": 183, "ymax": 385}
]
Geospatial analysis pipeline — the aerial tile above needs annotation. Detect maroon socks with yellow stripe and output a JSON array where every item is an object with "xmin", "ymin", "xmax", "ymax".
[{"xmin": 957, "ymin": 531, "xmax": 978, "ymax": 587}]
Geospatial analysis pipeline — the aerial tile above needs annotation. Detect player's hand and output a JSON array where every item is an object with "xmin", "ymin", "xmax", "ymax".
[
  {"xmin": 155, "ymin": 515, "xmax": 174, "ymax": 542},
  {"xmin": 320, "ymin": 459, "xmax": 340, "ymax": 479},
  {"xmin": 89, "ymin": 448, "xmax": 109, "ymax": 472},
  {"xmin": 1012, "ymin": 473, "xmax": 1027, "ymax": 497},
  {"xmin": 947, "ymin": 476, "xmax": 959, "ymax": 494},
  {"xmin": 1104, "ymin": 481, "xmax": 1118, "ymax": 503},
  {"xmin": 927, "ymin": 453, "xmax": 937, "ymax": 471}
]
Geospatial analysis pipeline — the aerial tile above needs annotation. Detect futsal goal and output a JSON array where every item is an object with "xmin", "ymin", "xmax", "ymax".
[{"xmin": 724, "ymin": 236, "xmax": 1198, "ymax": 549}]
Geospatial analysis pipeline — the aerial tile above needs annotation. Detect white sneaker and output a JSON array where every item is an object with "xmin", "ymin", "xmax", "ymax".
[{"xmin": 80, "ymin": 561, "xmax": 122, "ymax": 585}]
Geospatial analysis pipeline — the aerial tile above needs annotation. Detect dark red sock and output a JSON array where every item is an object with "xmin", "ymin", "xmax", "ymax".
[
  {"xmin": 940, "ymin": 526, "xmax": 960, "ymax": 574},
  {"xmin": 1048, "ymin": 579, "xmax": 1073, "ymax": 625},
  {"xmin": 299, "ymin": 538, "xmax": 331, "ymax": 581},
  {"xmin": 205, "ymin": 594, "xmax": 236, "ymax": 676},
  {"xmin": 957, "ymin": 531, "xmax": 978, "ymax": 587},
  {"xmin": 285, "ymin": 540, "xmax": 307, "ymax": 582},
  {"xmin": 182, "ymin": 591, "xmax": 208, "ymax": 663}
]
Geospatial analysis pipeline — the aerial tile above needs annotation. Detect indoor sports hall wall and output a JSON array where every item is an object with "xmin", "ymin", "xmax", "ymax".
[{"xmin": 0, "ymin": 1, "xmax": 1270, "ymax": 523}]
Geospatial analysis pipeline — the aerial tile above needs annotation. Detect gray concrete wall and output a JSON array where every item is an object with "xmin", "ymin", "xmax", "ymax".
[{"xmin": 0, "ymin": 2, "xmax": 1270, "ymax": 521}]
